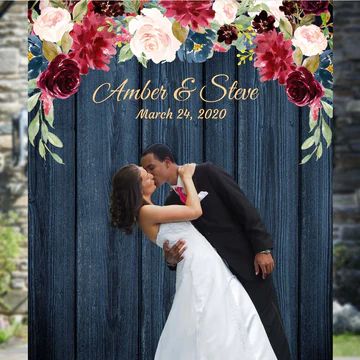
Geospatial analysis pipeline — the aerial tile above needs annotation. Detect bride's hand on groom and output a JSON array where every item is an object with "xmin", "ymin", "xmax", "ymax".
[
  {"xmin": 163, "ymin": 239, "xmax": 187, "ymax": 266},
  {"xmin": 254, "ymin": 253, "xmax": 275, "ymax": 279},
  {"xmin": 178, "ymin": 163, "xmax": 196, "ymax": 179}
]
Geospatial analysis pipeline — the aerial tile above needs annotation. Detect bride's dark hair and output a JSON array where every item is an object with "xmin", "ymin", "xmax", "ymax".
[{"xmin": 110, "ymin": 164, "xmax": 147, "ymax": 234}]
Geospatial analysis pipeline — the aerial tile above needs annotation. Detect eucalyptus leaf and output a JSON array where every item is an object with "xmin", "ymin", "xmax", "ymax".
[
  {"xmin": 324, "ymin": 88, "xmax": 333, "ymax": 100},
  {"xmin": 321, "ymin": 118, "xmax": 332, "ymax": 148},
  {"xmin": 118, "ymin": 44, "xmax": 134, "ymax": 63},
  {"xmin": 39, "ymin": 140, "xmax": 46, "ymax": 159},
  {"xmin": 308, "ymin": 111, "xmax": 317, "ymax": 132},
  {"xmin": 73, "ymin": 0, "xmax": 88, "ymax": 22},
  {"xmin": 302, "ymin": 54, "xmax": 320, "ymax": 74},
  {"xmin": 321, "ymin": 100, "xmax": 333, "ymax": 118},
  {"xmin": 300, "ymin": 153, "xmax": 313, "ymax": 165},
  {"xmin": 279, "ymin": 18, "xmax": 293, "ymax": 39},
  {"xmin": 28, "ymin": 78, "xmax": 38, "ymax": 92},
  {"xmin": 61, "ymin": 31, "xmax": 73, "ymax": 54},
  {"xmin": 293, "ymin": 47, "xmax": 303, "ymax": 66},
  {"xmin": 314, "ymin": 127, "xmax": 321, "ymax": 145},
  {"xmin": 47, "ymin": 132, "xmax": 64, "ymax": 148},
  {"xmin": 41, "ymin": 121, "xmax": 49, "ymax": 143},
  {"xmin": 42, "ymin": 41, "xmax": 61, "ymax": 62},
  {"xmin": 301, "ymin": 136, "xmax": 315, "ymax": 150},
  {"xmin": 316, "ymin": 142, "xmax": 323, "ymax": 159},
  {"xmin": 28, "ymin": 92, "xmax": 41, "ymax": 112},
  {"xmin": 28, "ymin": 112, "xmax": 40, "ymax": 146},
  {"xmin": 172, "ymin": 21, "xmax": 189, "ymax": 44},
  {"xmin": 300, "ymin": 14, "xmax": 315, "ymax": 26},
  {"xmin": 49, "ymin": 152, "xmax": 64, "ymax": 164}
]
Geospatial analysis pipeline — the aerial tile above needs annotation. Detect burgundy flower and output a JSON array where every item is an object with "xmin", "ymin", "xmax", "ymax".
[
  {"xmin": 37, "ymin": 54, "xmax": 81, "ymax": 99},
  {"xmin": 252, "ymin": 10, "xmax": 276, "ymax": 34},
  {"xmin": 159, "ymin": 0, "xmax": 215, "ymax": 31},
  {"xmin": 253, "ymin": 30, "xmax": 296, "ymax": 85},
  {"xmin": 285, "ymin": 66, "xmax": 324, "ymax": 108},
  {"xmin": 92, "ymin": 0, "xmax": 125, "ymax": 17},
  {"xmin": 217, "ymin": 25, "xmax": 238, "ymax": 45},
  {"xmin": 300, "ymin": 1, "xmax": 329, "ymax": 15},
  {"xmin": 279, "ymin": 1, "xmax": 299, "ymax": 20},
  {"xmin": 69, "ymin": 10, "xmax": 117, "ymax": 74}
]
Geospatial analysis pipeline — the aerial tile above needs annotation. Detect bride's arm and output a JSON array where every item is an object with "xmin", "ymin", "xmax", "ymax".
[{"xmin": 140, "ymin": 164, "xmax": 202, "ymax": 224}]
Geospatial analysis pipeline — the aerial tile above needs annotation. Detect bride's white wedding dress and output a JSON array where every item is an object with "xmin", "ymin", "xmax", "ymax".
[{"xmin": 154, "ymin": 221, "xmax": 277, "ymax": 360}]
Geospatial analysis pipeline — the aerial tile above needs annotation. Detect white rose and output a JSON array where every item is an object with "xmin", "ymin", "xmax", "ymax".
[
  {"xmin": 129, "ymin": 8, "xmax": 181, "ymax": 64},
  {"xmin": 292, "ymin": 25, "xmax": 328, "ymax": 57},
  {"xmin": 213, "ymin": 0, "xmax": 239, "ymax": 25},
  {"xmin": 33, "ymin": 7, "xmax": 73, "ymax": 43}
]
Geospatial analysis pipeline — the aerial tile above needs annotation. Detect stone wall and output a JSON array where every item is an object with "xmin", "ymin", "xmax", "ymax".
[
  {"xmin": 333, "ymin": 1, "xmax": 360, "ymax": 311},
  {"xmin": 0, "ymin": 2, "xmax": 28, "ymax": 321}
]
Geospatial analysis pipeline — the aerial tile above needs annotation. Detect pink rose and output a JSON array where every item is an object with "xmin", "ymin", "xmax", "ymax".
[
  {"xmin": 292, "ymin": 25, "xmax": 327, "ymax": 57},
  {"xmin": 213, "ymin": 0, "xmax": 239, "ymax": 25},
  {"xmin": 129, "ymin": 8, "xmax": 181, "ymax": 64},
  {"xmin": 33, "ymin": 7, "xmax": 73, "ymax": 43}
]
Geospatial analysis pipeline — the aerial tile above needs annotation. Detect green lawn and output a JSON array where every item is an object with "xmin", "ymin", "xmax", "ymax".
[{"xmin": 333, "ymin": 333, "xmax": 360, "ymax": 356}]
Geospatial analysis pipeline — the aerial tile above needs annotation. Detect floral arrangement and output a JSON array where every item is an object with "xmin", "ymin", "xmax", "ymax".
[{"xmin": 28, "ymin": 0, "xmax": 333, "ymax": 165}]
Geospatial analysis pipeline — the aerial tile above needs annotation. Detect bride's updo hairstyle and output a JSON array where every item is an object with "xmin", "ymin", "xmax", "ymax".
[{"xmin": 110, "ymin": 164, "xmax": 147, "ymax": 234}]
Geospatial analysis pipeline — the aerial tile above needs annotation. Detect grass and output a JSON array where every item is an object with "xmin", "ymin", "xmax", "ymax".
[{"xmin": 333, "ymin": 333, "xmax": 360, "ymax": 356}]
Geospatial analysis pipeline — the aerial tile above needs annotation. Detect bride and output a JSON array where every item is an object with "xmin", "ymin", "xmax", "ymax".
[{"xmin": 110, "ymin": 163, "xmax": 277, "ymax": 360}]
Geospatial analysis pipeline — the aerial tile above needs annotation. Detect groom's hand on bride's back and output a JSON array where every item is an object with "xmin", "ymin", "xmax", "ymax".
[
  {"xmin": 254, "ymin": 253, "xmax": 275, "ymax": 279},
  {"xmin": 163, "ymin": 239, "xmax": 187, "ymax": 268}
]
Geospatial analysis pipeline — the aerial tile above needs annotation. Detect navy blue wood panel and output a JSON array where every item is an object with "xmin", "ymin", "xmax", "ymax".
[
  {"xmin": 299, "ymin": 107, "xmax": 333, "ymax": 360},
  {"xmin": 29, "ymin": 98, "xmax": 76, "ymax": 360},
  {"xmin": 236, "ymin": 61, "xmax": 301, "ymax": 360},
  {"xmin": 29, "ymin": 55, "xmax": 332, "ymax": 359},
  {"xmin": 75, "ymin": 57, "xmax": 141, "ymax": 360}
]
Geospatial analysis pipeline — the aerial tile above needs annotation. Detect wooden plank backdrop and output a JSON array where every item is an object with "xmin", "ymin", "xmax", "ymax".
[{"xmin": 29, "ymin": 51, "xmax": 332, "ymax": 360}]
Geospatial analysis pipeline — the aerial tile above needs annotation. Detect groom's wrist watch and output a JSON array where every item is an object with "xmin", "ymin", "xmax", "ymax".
[{"xmin": 259, "ymin": 249, "xmax": 271, "ymax": 254}]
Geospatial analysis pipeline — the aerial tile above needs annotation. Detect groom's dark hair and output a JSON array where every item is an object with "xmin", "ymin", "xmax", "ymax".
[{"xmin": 141, "ymin": 144, "xmax": 176, "ymax": 163}]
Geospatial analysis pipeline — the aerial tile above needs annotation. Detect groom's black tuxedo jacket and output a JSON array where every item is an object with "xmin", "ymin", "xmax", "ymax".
[{"xmin": 165, "ymin": 162, "xmax": 273, "ymax": 281}]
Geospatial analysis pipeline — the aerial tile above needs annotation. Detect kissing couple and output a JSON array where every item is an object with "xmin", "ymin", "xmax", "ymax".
[{"xmin": 110, "ymin": 144, "xmax": 291, "ymax": 360}]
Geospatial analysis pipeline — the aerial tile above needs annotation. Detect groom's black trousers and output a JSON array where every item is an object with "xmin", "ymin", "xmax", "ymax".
[{"xmin": 237, "ymin": 272, "xmax": 292, "ymax": 360}]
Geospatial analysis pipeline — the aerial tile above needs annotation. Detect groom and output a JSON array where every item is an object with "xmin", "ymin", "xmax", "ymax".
[{"xmin": 140, "ymin": 144, "xmax": 292, "ymax": 360}]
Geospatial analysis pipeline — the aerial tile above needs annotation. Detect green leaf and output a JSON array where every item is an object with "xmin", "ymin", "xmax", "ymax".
[
  {"xmin": 49, "ymin": 152, "xmax": 64, "ymax": 164},
  {"xmin": 61, "ymin": 31, "xmax": 73, "ymax": 54},
  {"xmin": 302, "ymin": 54, "xmax": 320, "ymax": 74},
  {"xmin": 39, "ymin": 140, "xmax": 46, "ymax": 159},
  {"xmin": 138, "ymin": 54, "xmax": 148, "ymax": 68},
  {"xmin": 32, "ymin": 9, "xmax": 39, "ymax": 21},
  {"xmin": 42, "ymin": 41, "xmax": 61, "ymax": 62},
  {"xmin": 279, "ymin": 18, "xmax": 293, "ymax": 39},
  {"xmin": 28, "ymin": 78, "xmax": 38, "ymax": 92},
  {"xmin": 314, "ymin": 127, "xmax": 321, "ymax": 145},
  {"xmin": 300, "ymin": 153, "xmax": 313, "ymax": 165},
  {"xmin": 324, "ymin": 88, "xmax": 333, "ymax": 100},
  {"xmin": 293, "ymin": 47, "xmax": 303, "ymax": 66},
  {"xmin": 41, "ymin": 121, "xmax": 49, "ymax": 143},
  {"xmin": 172, "ymin": 21, "xmax": 189, "ymax": 44},
  {"xmin": 247, "ymin": 3, "xmax": 270, "ymax": 14},
  {"xmin": 47, "ymin": 132, "xmax": 63, "ymax": 148},
  {"xmin": 73, "ymin": 0, "xmax": 88, "ymax": 22},
  {"xmin": 118, "ymin": 44, "xmax": 134, "ymax": 63},
  {"xmin": 308, "ymin": 110, "xmax": 317, "ymax": 132},
  {"xmin": 301, "ymin": 136, "xmax": 315, "ymax": 150},
  {"xmin": 233, "ymin": 15, "xmax": 252, "ymax": 29},
  {"xmin": 321, "ymin": 100, "xmax": 333, "ymax": 118},
  {"xmin": 237, "ymin": 0, "xmax": 254, "ymax": 16},
  {"xmin": 316, "ymin": 142, "xmax": 323, "ymax": 160},
  {"xmin": 28, "ymin": 112, "xmax": 40, "ymax": 146},
  {"xmin": 321, "ymin": 118, "xmax": 332, "ymax": 148},
  {"xmin": 123, "ymin": 0, "xmax": 141, "ymax": 14},
  {"xmin": 28, "ymin": 92, "xmax": 41, "ymax": 112},
  {"xmin": 44, "ymin": 105, "xmax": 54, "ymax": 128},
  {"xmin": 329, "ymin": 37, "xmax": 333, "ymax": 50},
  {"xmin": 300, "ymin": 14, "xmax": 315, "ymax": 26}
]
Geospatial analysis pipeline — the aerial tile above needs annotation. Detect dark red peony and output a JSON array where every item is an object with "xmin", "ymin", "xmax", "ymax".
[
  {"xmin": 253, "ymin": 30, "xmax": 295, "ymax": 85},
  {"xmin": 217, "ymin": 25, "xmax": 238, "ymax": 45},
  {"xmin": 160, "ymin": 0, "xmax": 215, "ymax": 31},
  {"xmin": 37, "ymin": 54, "xmax": 81, "ymax": 99},
  {"xmin": 285, "ymin": 66, "xmax": 324, "ymax": 108},
  {"xmin": 299, "ymin": 1, "xmax": 329, "ymax": 15},
  {"xmin": 252, "ymin": 10, "xmax": 276, "ymax": 34},
  {"xmin": 69, "ymin": 10, "xmax": 117, "ymax": 74}
]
